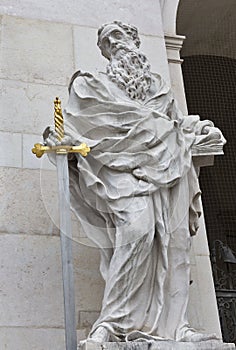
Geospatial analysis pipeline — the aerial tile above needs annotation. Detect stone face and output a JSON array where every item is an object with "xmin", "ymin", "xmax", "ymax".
[
  {"xmin": 80, "ymin": 340, "xmax": 235, "ymax": 350},
  {"xmin": 0, "ymin": 15, "xmax": 74, "ymax": 85}
]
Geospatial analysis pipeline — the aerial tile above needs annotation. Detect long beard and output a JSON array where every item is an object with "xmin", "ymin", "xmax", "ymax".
[{"xmin": 106, "ymin": 49, "xmax": 152, "ymax": 101}]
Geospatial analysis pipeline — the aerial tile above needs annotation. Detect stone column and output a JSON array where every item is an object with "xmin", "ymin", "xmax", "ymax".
[
  {"xmin": 165, "ymin": 34, "xmax": 187, "ymax": 114},
  {"xmin": 164, "ymin": 30, "xmax": 222, "ymax": 337}
]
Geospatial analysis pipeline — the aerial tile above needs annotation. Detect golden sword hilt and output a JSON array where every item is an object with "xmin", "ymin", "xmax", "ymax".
[
  {"xmin": 54, "ymin": 97, "xmax": 64, "ymax": 142},
  {"xmin": 32, "ymin": 97, "xmax": 90, "ymax": 158}
]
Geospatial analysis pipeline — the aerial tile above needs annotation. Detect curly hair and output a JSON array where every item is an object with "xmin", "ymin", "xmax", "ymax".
[{"xmin": 97, "ymin": 21, "xmax": 141, "ymax": 50}]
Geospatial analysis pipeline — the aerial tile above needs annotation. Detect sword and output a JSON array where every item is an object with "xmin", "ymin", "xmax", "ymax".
[{"xmin": 32, "ymin": 97, "xmax": 90, "ymax": 350}]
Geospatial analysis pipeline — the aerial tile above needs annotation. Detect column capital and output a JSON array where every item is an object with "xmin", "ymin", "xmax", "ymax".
[{"xmin": 165, "ymin": 34, "xmax": 186, "ymax": 64}]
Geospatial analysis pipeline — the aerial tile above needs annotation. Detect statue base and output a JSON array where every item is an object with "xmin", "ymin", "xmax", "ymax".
[{"xmin": 79, "ymin": 340, "xmax": 235, "ymax": 350}]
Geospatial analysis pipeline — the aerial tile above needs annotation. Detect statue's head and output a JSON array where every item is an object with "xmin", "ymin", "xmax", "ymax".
[
  {"xmin": 97, "ymin": 21, "xmax": 141, "ymax": 60},
  {"xmin": 98, "ymin": 21, "xmax": 151, "ymax": 101}
]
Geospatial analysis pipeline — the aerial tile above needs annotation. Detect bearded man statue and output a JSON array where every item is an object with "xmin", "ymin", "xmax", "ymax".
[{"xmin": 44, "ymin": 21, "xmax": 226, "ymax": 344}]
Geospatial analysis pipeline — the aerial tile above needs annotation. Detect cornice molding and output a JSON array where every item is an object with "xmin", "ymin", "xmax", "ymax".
[
  {"xmin": 165, "ymin": 34, "xmax": 186, "ymax": 64},
  {"xmin": 165, "ymin": 34, "xmax": 186, "ymax": 50}
]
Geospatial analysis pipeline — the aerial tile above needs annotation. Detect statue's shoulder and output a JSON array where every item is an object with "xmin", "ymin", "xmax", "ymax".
[
  {"xmin": 152, "ymin": 72, "xmax": 171, "ymax": 92},
  {"xmin": 68, "ymin": 70, "xmax": 115, "ymax": 102},
  {"xmin": 69, "ymin": 70, "xmax": 99, "ymax": 92},
  {"xmin": 148, "ymin": 72, "xmax": 172, "ymax": 99}
]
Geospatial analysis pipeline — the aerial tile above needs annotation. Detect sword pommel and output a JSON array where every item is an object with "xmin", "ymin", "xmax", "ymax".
[{"xmin": 54, "ymin": 97, "xmax": 64, "ymax": 141}]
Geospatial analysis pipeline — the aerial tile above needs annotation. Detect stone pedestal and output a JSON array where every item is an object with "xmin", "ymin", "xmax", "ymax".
[{"xmin": 79, "ymin": 340, "xmax": 235, "ymax": 350}]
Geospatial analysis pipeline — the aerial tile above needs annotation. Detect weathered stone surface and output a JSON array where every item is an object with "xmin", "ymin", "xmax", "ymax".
[
  {"xmin": 187, "ymin": 255, "xmax": 222, "ymax": 337},
  {"xmin": 139, "ymin": 35, "xmax": 169, "ymax": 82},
  {"xmin": 0, "ymin": 131, "xmax": 22, "ymax": 167},
  {"xmin": 188, "ymin": 246, "xmax": 222, "ymax": 338},
  {"xmin": 0, "ymin": 233, "xmax": 103, "ymax": 328},
  {"xmin": 187, "ymin": 262, "xmax": 205, "ymax": 332},
  {"xmin": 187, "ymin": 223, "xmax": 221, "ymax": 337},
  {"xmin": 73, "ymin": 26, "xmax": 106, "ymax": 74},
  {"xmin": 187, "ymin": 216, "xmax": 222, "ymax": 335},
  {"xmin": 193, "ymin": 255, "xmax": 221, "ymax": 335},
  {"xmin": 0, "ymin": 168, "xmax": 58, "ymax": 235},
  {"xmin": 0, "ymin": 1, "xmax": 163, "ymax": 36},
  {"xmin": 74, "ymin": 257, "xmax": 104, "ymax": 312},
  {"xmin": 80, "ymin": 340, "xmax": 235, "ymax": 350},
  {"xmin": 191, "ymin": 214, "xmax": 210, "ymax": 256},
  {"xmin": 0, "ymin": 78, "xmax": 68, "ymax": 134},
  {"xmin": 0, "ymin": 165, "xmax": 104, "ymax": 239},
  {"xmin": 73, "ymin": 243, "xmax": 101, "ymax": 272},
  {"xmin": 0, "ymin": 327, "xmax": 66, "ymax": 350},
  {"xmin": 0, "ymin": 234, "xmax": 64, "ymax": 327},
  {"xmin": 0, "ymin": 15, "xmax": 74, "ymax": 85},
  {"xmin": 78, "ymin": 311, "xmax": 100, "ymax": 335}
]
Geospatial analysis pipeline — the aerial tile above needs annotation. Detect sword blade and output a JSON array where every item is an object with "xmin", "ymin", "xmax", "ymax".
[{"xmin": 56, "ymin": 154, "xmax": 77, "ymax": 350}]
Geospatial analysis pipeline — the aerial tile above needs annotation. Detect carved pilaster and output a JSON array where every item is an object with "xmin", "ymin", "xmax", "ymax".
[
  {"xmin": 165, "ymin": 34, "xmax": 185, "ymax": 64},
  {"xmin": 164, "ymin": 34, "xmax": 187, "ymax": 114}
]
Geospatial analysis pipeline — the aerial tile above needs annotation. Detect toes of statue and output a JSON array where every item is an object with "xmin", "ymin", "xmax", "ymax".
[{"xmin": 88, "ymin": 326, "xmax": 110, "ymax": 343}]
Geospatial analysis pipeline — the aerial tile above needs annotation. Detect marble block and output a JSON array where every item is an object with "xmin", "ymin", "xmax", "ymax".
[{"xmin": 79, "ymin": 340, "xmax": 235, "ymax": 350}]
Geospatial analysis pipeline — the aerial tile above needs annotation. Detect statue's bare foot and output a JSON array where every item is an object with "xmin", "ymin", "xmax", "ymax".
[
  {"xmin": 88, "ymin": 326, "xmax": 110, "ymax": 343},
  {"xmin": 180, "ymin": 328, "xmax": 220, "ymax": 342}
]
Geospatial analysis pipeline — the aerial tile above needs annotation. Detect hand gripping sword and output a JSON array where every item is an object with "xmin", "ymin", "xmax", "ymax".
[{"xmin": 32, "ymin": 97, "xmax": 90, "ymax": 350}]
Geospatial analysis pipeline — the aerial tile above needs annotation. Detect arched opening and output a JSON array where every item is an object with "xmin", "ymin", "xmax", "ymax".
[{"xmin": 177, "ymin": 0, "xmax": 236, "ymax": 344}]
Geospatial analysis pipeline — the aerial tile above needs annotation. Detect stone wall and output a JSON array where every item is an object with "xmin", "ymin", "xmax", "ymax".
[
  {"xmin": 0, "ymin": 2, "xmax": 167, "ymax": 349},
  {"xmin": 0, "ymin": 1, "xmax": 222, "ymax": 348}
]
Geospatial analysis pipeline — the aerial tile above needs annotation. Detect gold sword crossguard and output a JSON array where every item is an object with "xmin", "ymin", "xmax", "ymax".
[{"xmin": 32, "ymin": 97, "xmax": 90, "ymax": 158}]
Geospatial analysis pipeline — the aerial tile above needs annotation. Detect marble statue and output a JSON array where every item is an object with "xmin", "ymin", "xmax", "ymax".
[{"xmin": 44, "ymin": 21, "xmax": 226, "ymax": 344}]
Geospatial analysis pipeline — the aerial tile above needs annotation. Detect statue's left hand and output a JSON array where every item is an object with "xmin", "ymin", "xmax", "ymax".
[
  {"xmin": 43, "ymin": 126, "xmax": 73, "ymax": 146},
  {"xmin": 200, "ymin": 124, "xmax": 225, "ymax": 142}
]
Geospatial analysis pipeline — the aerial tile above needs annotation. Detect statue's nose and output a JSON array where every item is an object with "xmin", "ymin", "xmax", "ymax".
[{"xmin": 109, "ymin": 37, "xmax": 117, "ymax": 47}]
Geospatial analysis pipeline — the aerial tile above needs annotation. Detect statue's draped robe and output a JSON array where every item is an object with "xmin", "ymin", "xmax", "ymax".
[{"xmin": 63, "ymin": 71, "xmax": 214, "ymax": 341}]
